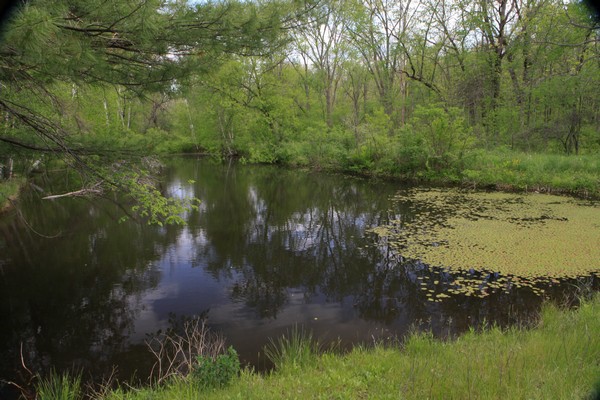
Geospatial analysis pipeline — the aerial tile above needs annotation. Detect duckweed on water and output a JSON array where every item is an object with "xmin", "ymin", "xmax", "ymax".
[{"xmin": 369, "ymin": 189, "xmax": 600, "ymax": 299}]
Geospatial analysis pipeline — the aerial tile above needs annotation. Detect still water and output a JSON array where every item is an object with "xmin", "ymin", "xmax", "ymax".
[{"xmin": 0, "ymin": 157, "xmax": 596, "ymax": 394}]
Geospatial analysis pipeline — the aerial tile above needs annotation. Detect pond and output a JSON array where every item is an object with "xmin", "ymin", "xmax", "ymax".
[{"xmin": 0, "ymin": 156, "xmax": 598, "ymax": 395}]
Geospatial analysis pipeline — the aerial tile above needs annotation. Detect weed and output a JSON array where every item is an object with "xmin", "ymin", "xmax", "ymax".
[
  {"xmin": 192, "ymin": 346, "xmax": 240, "ymax": 389},
  {"xmin": 35, "ymin": 370, "xmax": 82, "ymax": 400},
  {"xmin": 263, "ymin": 325, "xmax": 320, "ymax": 371}
]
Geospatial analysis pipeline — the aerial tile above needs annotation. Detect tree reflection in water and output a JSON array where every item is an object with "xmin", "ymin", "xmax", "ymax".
[{"xmin": 1, "ymin": 157, "xmax": 597, "ymax": 396}]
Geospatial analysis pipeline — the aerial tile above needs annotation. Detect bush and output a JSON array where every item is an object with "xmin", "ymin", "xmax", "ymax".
[
  {"xmin": 411, "ymin": 105, "xmax": 473, "ymax": 172},
  {"xmin": 192, "ymin": 346, "xmax": 240, "ymax": 389},
  {"xmin": 386, "ymin": 125, "xmax": 429, "ymax": 176}
]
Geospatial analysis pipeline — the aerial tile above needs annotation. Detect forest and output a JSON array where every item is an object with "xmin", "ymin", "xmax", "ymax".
[{"xmin": 1, "ymin": 0, "xmax": 599, "ymax": 209}]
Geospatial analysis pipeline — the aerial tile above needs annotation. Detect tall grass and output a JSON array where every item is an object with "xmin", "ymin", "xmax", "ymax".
[
  {"xmin": 35, "ymin": 370, "xmax": 82, "ymax": 400},
  {"xmin": 461, "ymin": 150, "xmax": 600, "ymax": 195},
  {"xmin": 263, "ymin": 325, "xmax": 321, "ymax": 371},
  {"xmin": 265, "ymin": 137, "xmax": 600, "ymax": 196}
]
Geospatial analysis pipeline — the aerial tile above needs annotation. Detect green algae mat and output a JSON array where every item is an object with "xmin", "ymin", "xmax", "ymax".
[{"xmin": 369, "ymin": 189, "xmax": 600, "ymax": 300}]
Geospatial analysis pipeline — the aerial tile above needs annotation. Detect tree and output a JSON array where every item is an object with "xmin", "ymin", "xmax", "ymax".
[
  {"xmin": 0, "ymin": 0, "xmax": 297, "ymax": 222},
  {"xmin": 292, "ymin": 0, "xmax": 350, "ymax": 129}
]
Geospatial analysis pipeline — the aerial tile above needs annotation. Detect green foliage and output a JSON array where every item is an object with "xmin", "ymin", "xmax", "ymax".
[
  {"xmin": 0, "ymin": 176, "xmax": 25, "ymax": 211},
  {"xmin": 192, "ymin": 346, "xmax": 240, "ymax": 389},
  {"xmin": 0, "ymin": 0, "xmax": 297, "ymax": 216},
  {"xmin": 263, "ymin": 326, "xmax": 320, "ymax": 371},
  {"xmin": 35, "ymin": 370, "xmax": 82, "ymax": 400},
  {"xmin": 411, "ymin": 105, "xmax": 473, "ymax": 171},
  {"xmin": 386, "ymin": 125, "xmax": 429, "ymax": 175},
  {"xmin": 117, "ymin": 172, "xmax": 200, "ymax": 226},
  {"xmin": 1, "ymin": 0, "xmax": 599, "ymax": 216},
  {"xmin": 461, "ymin": 149, "xmax": 600, "ymax": 194}
]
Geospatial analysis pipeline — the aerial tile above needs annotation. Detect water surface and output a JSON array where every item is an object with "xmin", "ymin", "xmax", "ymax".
[{"xmin": 0, "ymin": 157, "xmax": 597, "ymax": 395}]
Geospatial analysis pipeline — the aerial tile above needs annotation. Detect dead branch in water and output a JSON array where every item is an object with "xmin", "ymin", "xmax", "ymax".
[{"xmin": 42, "ymin": 182, "xmax": 104, "ymax": 200}]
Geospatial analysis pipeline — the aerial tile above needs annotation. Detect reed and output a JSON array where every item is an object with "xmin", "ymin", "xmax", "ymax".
[
  {"xmin": 263, "ymin": 325, "xmax": 321, "ymax": 371},
  {"xmin": 35, "ymin": 370, "xmax": 82, "ymax": 400}
]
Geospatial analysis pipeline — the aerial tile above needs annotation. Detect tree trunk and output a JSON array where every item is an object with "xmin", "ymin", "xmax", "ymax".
[
  {"xmin": 116, "ymin": 87, "xmax": 125, "ymax": 128},
  {"xmin": 565, "ymin": 97, "xmax": 582, "ymax": 155},
  {"xmin": 325, "ymin": 85, "xmax": 333, "ymax": 129},
  {"xmin": 184, "ymin": 99, "xmax": 199, "ymax": 151},
  {"xmin": 103, "ymin": 97, "xmax": 110, "ymax": 127}
]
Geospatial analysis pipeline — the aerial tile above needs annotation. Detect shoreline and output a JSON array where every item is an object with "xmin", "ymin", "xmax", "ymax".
[
  {"xmin": 32, "ymin": 294, "xmax": 600, "ymax": 400},
  {"xmin": 171, "ymin": 152, "xmax": 600, "ymax": 200},
  {"xmin": 0, "ymin": 152, "xmax": 597, "ymax": 221}
]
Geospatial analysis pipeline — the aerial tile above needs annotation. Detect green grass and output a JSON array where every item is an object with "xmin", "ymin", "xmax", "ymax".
[
  {"xmin": 461, "ymin": 150, "xmax": 600, "ymax": 196},
  {"xmin": 263, "ymin": 325, "xmax": 323, "ymax": 371},
  {"xmin": 100, "ymin": 295, "xmax": 600, "ymax": 400},
  {"xmin": 36, "ymin": 370, "xmax": 82, "ymax": 400}
]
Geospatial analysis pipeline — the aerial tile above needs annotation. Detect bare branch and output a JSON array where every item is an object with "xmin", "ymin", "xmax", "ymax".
[{"xmin": 146, "ymin": 317, "xmax": 226, "ymax": 385}]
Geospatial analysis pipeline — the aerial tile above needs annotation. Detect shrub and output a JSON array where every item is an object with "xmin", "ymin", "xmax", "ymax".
[
  {"xmin": 192, "ymin": 346, "xmax": 240, "ymax": 389},
  {"xmin": 411, "ymin": 105, "xmax": 473, "ymax": 172}
]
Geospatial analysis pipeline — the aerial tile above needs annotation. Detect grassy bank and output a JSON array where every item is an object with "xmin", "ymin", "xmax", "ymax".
[
  {"xmin": 459, "ymin": 150, "xmax": 600, "ymax": 196},
  {"xmin": 344, "ymin": 149, "xmax": 600, "ymax": 198},
  {"xmin": 95, "ymin": 123, "xmax": 598, "ymax": 198},
  {"xmin": 239, "ymin": 142, "xmax": 600, "ymax": 198},
  {"xmin": 71, "ymin": 295, "xmax": 600, "ymax": 399},
  {"xmin": 6, "ymin": 137, "xmax": 599, "ymax": 202}
]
